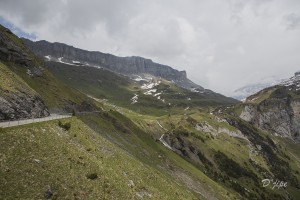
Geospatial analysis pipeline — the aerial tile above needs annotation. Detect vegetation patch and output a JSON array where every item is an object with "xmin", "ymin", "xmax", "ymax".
[{"xmin": 58, "ymin": 121, "xmax": 71, "ymax": 131}]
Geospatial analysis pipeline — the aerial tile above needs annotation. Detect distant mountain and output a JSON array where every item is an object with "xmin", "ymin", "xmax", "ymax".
[
  {"xmin": 22, "ymin": 38, "xmax": 203, "ymax": 92},
  {"xmin": 21, "ymin": 38, "xmax": 238, "ymax": 113},
  {"xmin": 232, "ymin": 76, "xmax": 286, "ymax": 100}
]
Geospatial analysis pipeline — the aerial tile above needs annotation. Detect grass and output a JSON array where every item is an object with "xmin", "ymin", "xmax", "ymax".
[
  {"xmin": 5, "ymin": 61, "xmax": 89, "ymax": 109},
  {"xmin": 46, "ymin": 61, "xmax": 237, "ymax": 116},
  {"xmin": 0, "ymin": 62, "xmax": 36, "ymax": 95},
  {"xmin": 78, "ymin": 112, "xmax": 242, "ymax": 200},
  {"xmin": 0, "ymin": 118, "xmax": 201, "ymax": 199}
]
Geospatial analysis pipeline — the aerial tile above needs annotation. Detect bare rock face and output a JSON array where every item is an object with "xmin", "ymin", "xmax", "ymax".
[
  {"xmin": 240, "ymin": 92, "xmax": 300, "ymax": 141},
  {"xmin": 0, "ymin": 91, "xmax": 49, "ymax": 121}
]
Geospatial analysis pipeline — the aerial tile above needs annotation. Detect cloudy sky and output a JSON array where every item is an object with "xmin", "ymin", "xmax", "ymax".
[{"xmin": 0, "ymin": 0, "xmax": 299, "ymax": 96}]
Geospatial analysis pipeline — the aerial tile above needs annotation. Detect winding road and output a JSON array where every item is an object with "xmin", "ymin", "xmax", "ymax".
[{"xmin": 0, "ymin": 114, "xmax": 72, "ymax": 128}]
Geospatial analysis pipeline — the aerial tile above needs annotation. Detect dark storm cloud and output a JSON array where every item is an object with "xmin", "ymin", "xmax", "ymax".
[{"xmin": 0, "ymin": 0, "xmax": 299, "ymax": 95}]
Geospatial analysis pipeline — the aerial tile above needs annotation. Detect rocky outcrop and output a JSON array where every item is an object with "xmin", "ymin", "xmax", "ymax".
[
  {"xmin": 0, "ymin": 91, "xmax": 49, "ymax": 121},
  {"xmin": 240, "ymin": 87, "xmax": 300, "ymax": 141},
  {"xmin": 0, "ymin": 30, "xmax": 31, "ymax": 65},
  {"xmin": 22, "ymin": 38, "xmax": 190, "ymax": 82}
]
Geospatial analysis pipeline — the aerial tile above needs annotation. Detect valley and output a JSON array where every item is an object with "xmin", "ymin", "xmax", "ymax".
[{"xmin": 0, "ymin": 23, "xmax": 300, "ymax": 200}]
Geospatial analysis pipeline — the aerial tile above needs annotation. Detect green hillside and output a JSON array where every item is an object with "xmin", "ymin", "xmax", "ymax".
[
  {"xmin": 0, "ymin": 118, "xmax": 200, "ymax": 199},
  {"xmin": 1, "ymin": 24, "xmax": 300, "ymax": 200},
  {"xmin": 46, "ymin": 61, "xmax": 237, "ymax": 116}
]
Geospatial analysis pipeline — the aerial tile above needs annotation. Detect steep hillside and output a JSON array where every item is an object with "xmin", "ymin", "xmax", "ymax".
[
  {"xmin": 75, "ymin": 93, "xmax": 300, "ymax": 199},
  {"xmin": 239, "ymin": 72, "xmax": 300, "ymax": 141},
  {"xmin": 0, "ymin": 25, "xmax": 96, "ymax": 114},
  {"xmin": 138, "ymin": 109, "xmax": 300, "ymax": 199},
  {"xmin": 0, "ymin": 118, "xmax": 201, "ymax": 199},
  {"xmin": 45, "ymin": 61, "xmax": 238, "ymax": 116}
]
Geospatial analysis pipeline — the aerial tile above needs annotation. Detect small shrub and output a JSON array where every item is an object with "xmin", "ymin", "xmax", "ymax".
[
  {"xmin": 197, "ymin": 151, "xmax": 213, "ymax": 167},
  {"xmin": 86, "ymin": 173, "xmax": 98, "ymax": 180},
  {"xmin": 113, "ymin": 120, "xmax": 130, "ymax": 134},
  {"xmin": 173, "ymin": 126, "xmax": 190, "ymax": 137},
  {"xmin": 58, "ymin": 121, "xmax": 71, "ymax": 131},
  {"xmin": 186, "ymin": 116, "xmax": 197, "ymax": 126}
]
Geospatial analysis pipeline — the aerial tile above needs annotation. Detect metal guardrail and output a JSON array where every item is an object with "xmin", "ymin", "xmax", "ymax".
[
  {"xmin": 0, "ymin": 113, "xmax": 72, "ymax": 128},
  {"xmin": 74, "ymin": 111, "xmax": 102, "ymax": 115},
  {"xmin": 0, "ymin": 111, "xmax": 103, "ymax": 128}
]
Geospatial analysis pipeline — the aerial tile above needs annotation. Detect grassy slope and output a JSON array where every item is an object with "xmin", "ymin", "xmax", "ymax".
[
  {"xmin": 79, "ymin": 111, "xmax": 240, "ymax": 200},
  {"xmin": 0, "ymin": 118, "xmax": 200, "ymax": 200},
  {"xmin": 121, "ymin": 107, "xmax": 300, "ymax": 199},
  {"xmin": 46, "ymin": 62, "xmax": 132, "ymax": 108},
  {"xmin": 0, "ymin": 61, "xmax": 36, "ymax": 95},
  {"xmin": 46, "ymin": 61, "xmax": 237, "ymax": 116}
]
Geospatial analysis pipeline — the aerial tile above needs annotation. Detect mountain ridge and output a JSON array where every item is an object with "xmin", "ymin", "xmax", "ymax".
[{"xmin": 22, "ymin": 38, "xmax": 204, "ymax": 91}]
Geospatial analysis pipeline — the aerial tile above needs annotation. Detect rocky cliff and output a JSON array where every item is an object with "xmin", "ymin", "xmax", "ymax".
[
  {"xmin": 0, "ymin": 89, "xmax": 49, "ymax": 121},
  {"xmin": 22, "ymin": 38, "xmax": 202, "ymax": 89},
  {"xmin": 0, "ymin": 25, "xmax": 50, "ymax": 121},
  {"xmin": 240, "ymin": 72, "xmax": 300, "ymax": 141}
]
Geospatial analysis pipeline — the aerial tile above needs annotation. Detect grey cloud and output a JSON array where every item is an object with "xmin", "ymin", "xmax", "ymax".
[
  {"xmin": 284, "ymin": 13, "xmax": 300, "ymax": 30},
  {"xmin": 0, "ymin": 0, "xmax": 300, "ymax": 96},
  {"xmin": 0, "ymin": 0, "xmax": 57, "ymax": 27},
  {"xmin": 61, "ymin": 0, "xmax": 140, "ymax": 34}
]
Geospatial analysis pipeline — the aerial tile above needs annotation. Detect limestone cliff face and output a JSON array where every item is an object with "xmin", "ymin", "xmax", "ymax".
[
  {"xmin": 0, "ymin": 92, "xmax": 49, "ymax": 121},
  {"xmin": 22, "ymin": 39, "xmax": 188, "ymax": 82},
  {"xmin": 240, "ymin": 98, "xmax": 300, "ymax": 140},
  {"xmin": 0, "ymin": 25, "xmax": 50, "ymax": 121},
  {"xmin": 240, "ymin": 73, "xmax": 300, "ymax": 141}
]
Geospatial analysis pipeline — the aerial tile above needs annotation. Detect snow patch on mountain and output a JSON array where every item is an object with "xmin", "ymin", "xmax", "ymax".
[
  {"xmin": 57, "ymin": 57, "xmax": 76, "ymax": 66},
  {"xmin": 133, "ymin": 75, "xmax": 149, "ymax": 82},
  {"xmin": 131, "ymin": 94, "xmax": 138, "ymax": 104},
  {"xmin": 280, "ymin": 72, "xmax": 300, "ymax": 90},
  {"xmin": 144, "ymin": 89, "xmax": 157, "ymax": 95},
  {"xmin": 154, "ymin": 93, "xmax": 162, "ymax": 97},
  {"xmin": 141, "ymin": 81, "xmax": 160, "ymax": 90},
  {"xmin": 140, "ymin": 80, "xmax": 166, "ymax": 103},
  {"xmin": 44, "ymin": 55, "xmax": 51, "ymax": 61}
]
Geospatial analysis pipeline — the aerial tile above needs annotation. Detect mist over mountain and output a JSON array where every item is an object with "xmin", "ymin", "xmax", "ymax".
[{"xmin": 232, "ymin": 76, "xmax": 288, "ymax": 100}]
